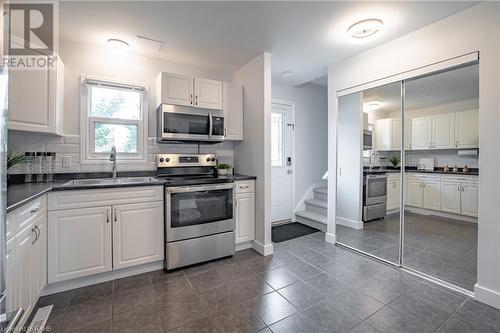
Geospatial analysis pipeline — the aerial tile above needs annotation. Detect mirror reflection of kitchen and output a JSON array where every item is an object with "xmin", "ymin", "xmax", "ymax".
[{"xmin": 336, "ymin": 82, "xmax": 401, "ymax": 265}]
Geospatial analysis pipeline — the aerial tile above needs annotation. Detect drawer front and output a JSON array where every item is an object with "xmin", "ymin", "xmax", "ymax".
[
  {"xmin": 235, "ymin": 180, "xmax": 255, "ymax": 194},
  {"xmin": 7, "ymin": 196, "xmax": 47, "ymax": 236},
  {"xmin": 48, "ymin": 186, "xmax": 164, "ymax": 211},
  {"xmin": 441, "ymin": 175, "xmax": 478, "ymax": 183},
  {"xmin": 387, "ymin": 173, "xmax": 401, "ymax": 181},
  {"xmin": 406, "ymin": 173, "xmax": 441, "ymax": 181}
]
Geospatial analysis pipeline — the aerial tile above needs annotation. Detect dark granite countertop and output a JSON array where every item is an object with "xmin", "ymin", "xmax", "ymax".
[
  {"xmin": 7, "ymin": 172, "xmax": 256, "ymax": 213},
  {"xmin": 363, "ymin": 167, "xmax": 478, "ymax": 176}
]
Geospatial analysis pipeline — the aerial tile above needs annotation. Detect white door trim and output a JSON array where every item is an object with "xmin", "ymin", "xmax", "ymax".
[{"xmin": 271, "ymin": 98, "xmax": 296, "ymax": 222}]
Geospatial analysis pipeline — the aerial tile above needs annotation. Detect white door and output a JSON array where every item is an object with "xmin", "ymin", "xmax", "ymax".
[
  {"xmin": 48, "ymin": 206, "xmax": 112, "ymax": 283},
  {"xmin": 433, "ymin": 113, "xmax": 455, "ymax": 149},
  {"xmin": 461, "ymin": 183, "xmax": 478, "ymax": 217},
  {"xmin": 112, "ymin": 202, "xmax": 164, "ymax": 269},
  {"xmin": 411, "ymin": 116, "xmax": 431, "ymax": 150},
  {"xmin": 235, "ymin": 193, "xmax": 255, "ymax": 244},
  {"xmin": 440, "ymin": 182, "xmax": 461, "ymax": 214},
  {"xmin": 159, "ymin": 73, "xmax": 193, "ymax": 106},
  {"xmin": 17, "ymin": 224, "xmax": 34, "ymax": 328},
  {"xmin": 31, "ymin": 214, "xmax": 47, "ymax": 302},
  {"xmin": 194, "ymin": 78, "xmax": 223, "ymax": 109},
  {"xmin": 406, "ymin": 179, "xmax": 423, "ymax": 207},
  {"xmin": 271, "ymin": 102, "xmax": 294, "ymax": 222},
  {"xmin": 422, "ymin": 181, "xmax": 441, "ymax": 210},
  {"xmin": 223, "ymin": 83, "xmax": 243, "ymax": 140},
  {"xmin": 5, "ymin": 237, "xmax": 18, "ymax": 313},
  {"xmin": 455, "ymin": 110, "xmax": 479, "ymax": 148}
]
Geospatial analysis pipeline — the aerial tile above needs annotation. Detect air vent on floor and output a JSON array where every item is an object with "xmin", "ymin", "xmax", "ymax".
[{"xmin": 26, "ymin": 305, "xmax": 53, "ymax": 333}]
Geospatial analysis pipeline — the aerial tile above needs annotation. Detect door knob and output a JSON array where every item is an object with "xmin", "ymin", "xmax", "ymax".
[{"xmin": 287, "ymin": 170, "xmax": 293, "ymax": 174}]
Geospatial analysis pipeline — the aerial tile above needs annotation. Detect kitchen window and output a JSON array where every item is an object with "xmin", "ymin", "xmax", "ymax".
[{"xmin": 81, "ymin": 77, "xmax": 148, "ymax": 163}]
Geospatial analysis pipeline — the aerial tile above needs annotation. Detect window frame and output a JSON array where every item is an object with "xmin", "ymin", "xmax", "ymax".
[{"xmin": 80, "ymin": 76, "xmax": 149, "ymax": 164}]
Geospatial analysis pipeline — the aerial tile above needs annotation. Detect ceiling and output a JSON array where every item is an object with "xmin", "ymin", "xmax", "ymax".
[
  {"xmin": 59, "ymin": 1, "xmax": 477, "ymax": 86},
  {"xmin": 363, "ymin": 63, "xmax": 479, "ymax": 112}
]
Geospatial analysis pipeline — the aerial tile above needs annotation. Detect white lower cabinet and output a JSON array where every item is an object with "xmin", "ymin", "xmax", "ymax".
[
  {"xmin": 48, "ymin": 187, "xmax": 164, "ymax": 283},
  {"xmin": 422, "ymin": 180, "xmax": 441, "ymax": 210},
  {"xmin": 6, "ymin": 195, "xmax": 48, "ymax": 329},
  {"xmin": 234, "ymin": 180, "xmax": 255, "ymax": 245},
  {"xmin": 112, "ymin": 202, "xmax": 164, "ymax": 269},
  {"xmin": 461, "ymin": 183, "xmax": 478, "ymax": 217},
  {"xmin": 406, "ymin": 179, "xmax": 423, "ymax": 207},
  {"xmin": 440, "ymin": 182, "xmax": 461, "ymax": 214},
  {"xmin": 48, "ymin": 207, "xmax": 112, "ymax": 283},
  {"xmin": 386, "ymin": 175, "xmax": 400, "ymax": 211}
]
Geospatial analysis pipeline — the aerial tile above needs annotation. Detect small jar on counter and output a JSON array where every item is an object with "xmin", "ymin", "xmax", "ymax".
[
  {"xmin": 24, "ymin": 152, "xmax": 36, "ymax": 183},
  {"xmin": 36, "ymin": 152, "xmax": 47, "ymax": 182},
  {"xmin": 46, "ymin": 152, "xmax": 56, "ymax": 182}
]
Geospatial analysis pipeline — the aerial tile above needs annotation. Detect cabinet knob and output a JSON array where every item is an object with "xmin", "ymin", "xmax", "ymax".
[
  {"xmin": 114, "ymin": 209, "xmax": 118, "ymax": 222},
  {"xmin": 106, "ymin": 210, "xmax": 110, "ymax": 223}
]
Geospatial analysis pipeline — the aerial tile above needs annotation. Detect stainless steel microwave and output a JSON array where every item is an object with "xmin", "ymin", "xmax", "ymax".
[
  {"xmin": 363, "ymin": 130, "xmax": 373, "ymax": 150},
  {"xmin": 157, "ymin": 104, "xmax": 225, "ymax": 143}
]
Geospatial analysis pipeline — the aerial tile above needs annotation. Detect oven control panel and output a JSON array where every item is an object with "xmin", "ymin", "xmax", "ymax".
[{"xmin": 157, "ymin": 154, "xmax": 217, "ymax": 168}]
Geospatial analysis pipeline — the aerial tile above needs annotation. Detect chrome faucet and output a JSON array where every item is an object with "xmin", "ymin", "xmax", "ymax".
[
  {"xmin": 369, "ymin": 152, "xmax": 380, "ymax": 172},
  {"xmin": 110, "ymin": 145, "xmax": 117, "ymax": 178}
]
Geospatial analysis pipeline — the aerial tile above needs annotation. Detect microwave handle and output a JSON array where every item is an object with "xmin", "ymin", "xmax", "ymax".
[{"xmin": 208, "ymin": 112, "xmax": 213, "ymax": 138}]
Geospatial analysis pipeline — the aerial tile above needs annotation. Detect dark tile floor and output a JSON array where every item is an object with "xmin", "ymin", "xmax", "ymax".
[
  {"xmin": 337, "ymin": 211, "xmax": 478, "ymax": 290},
  {"xmin": 35, "ymin": 231, "xmax": 498, "ymax": 333}
]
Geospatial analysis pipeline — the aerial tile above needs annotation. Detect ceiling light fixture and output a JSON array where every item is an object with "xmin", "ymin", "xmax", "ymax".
[
  {"xmin": 282, "ymin": 70, "xmax": 293, "ymax": 78},
  {"xmin": 366, "ymin": 100, "xmax": 381, "ymax": 111},
  {"xmin": 107, "ymin": 38, "xmax": 129, "ymax": 50},
  {"xmin": 347, "ymin": 19, "xmax": 383, "ymax": 40}
]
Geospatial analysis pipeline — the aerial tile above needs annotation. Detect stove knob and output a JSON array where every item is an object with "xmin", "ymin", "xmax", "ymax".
[
  {"xmin": 165, "ymin": 158, "xmax": 170, "ymax": 163},
  {"xmin": 206, "ymin": 157, "xmax": 211, "ymax": 162},
  {"xmin": 211, "ymin": 158, "xmax": 216, "ymax": 162},
  {"xmin": 159, "ymin": 157, "xmax": 164, "ymax": 163}
]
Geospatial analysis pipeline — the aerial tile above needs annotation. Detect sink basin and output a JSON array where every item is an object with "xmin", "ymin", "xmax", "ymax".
[{"xmin": 61, "ymin": 177, "xmax": 159, "ymax": 187}]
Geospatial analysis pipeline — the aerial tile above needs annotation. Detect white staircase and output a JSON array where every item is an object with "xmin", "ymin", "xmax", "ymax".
[{"xmin": 295, "ymin": 186, "xmax": 328, "ymax": 232}]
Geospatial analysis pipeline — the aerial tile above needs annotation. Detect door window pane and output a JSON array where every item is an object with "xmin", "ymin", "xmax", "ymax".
[{"xmin": 271, "ymin": 112, "xmax": 284, "ymax": 167}]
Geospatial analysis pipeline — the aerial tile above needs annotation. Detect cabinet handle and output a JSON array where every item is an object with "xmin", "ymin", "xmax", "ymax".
[
  {"xmin": 462, "ymin": 185, "xmax": 465, "ymax": 192},
  {"xmin": 195, "ymin": 96, "xmax": 198, "ymax": 106},
  {"xmin": 455, "ymin": 141, "xmax": 458, "ymax": 147},
  {"xmin": 31, "ymin": 227, "xmax": 37, "ymax": 244},
  {"xmin": 35, "ymin": 225, "xmax": 40, "ymax": 242},
  {"xmin": 30, "ymin": 206, "xmax": 40, "ymax": 214},
  {"xmin": 114, "ymin": 209, "xmax": 118, "ymax": 222},
  {"xmin": 190, "ymin": 94, "xmax": 193, "ymax": 105},
  {"xmin": 106, "ymin": 210, "xmax": 110, "ymax": 223},
  {"xmin": 239, "ymin": 185, "xmax": 249, "ymax": 189},
  {"xmin": 458, "ymin": 185, "xmax": 461, "ymax": 191}
]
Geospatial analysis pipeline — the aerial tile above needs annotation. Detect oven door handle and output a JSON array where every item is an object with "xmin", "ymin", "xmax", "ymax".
[
  {"xmin": 167, "ymin": 183, "xmax": 235, "ymax": 193},
  {"xmin": 366, "ymin": 175, "xmax": 388, "ymax": 179}
]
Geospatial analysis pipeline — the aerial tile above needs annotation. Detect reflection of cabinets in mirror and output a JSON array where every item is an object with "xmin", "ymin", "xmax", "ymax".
[{"xmin": 375, "ymin": 118, "xmax": 411, "ymax": 151}]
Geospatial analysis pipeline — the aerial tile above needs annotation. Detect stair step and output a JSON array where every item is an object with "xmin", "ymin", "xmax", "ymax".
[
  {"xmin": 295, "ymin": 210, "xmax": 327, "ymax": 225},
  {"xmin": 305, "ymin": 198, "xmax": 327, "ymax": 208},
  {"xmin": 313, "ymin": 187, "xmax": 328, "ymax": 194},
  {"xmin": 304, "ymin": 199, "xmax": 328, "ymax": 216},
  {"xmin": 313, "ymin": 187, "xmax": 328, "ymax": 201}
]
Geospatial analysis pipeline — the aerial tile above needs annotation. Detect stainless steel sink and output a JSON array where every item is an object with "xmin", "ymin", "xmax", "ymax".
[{"xmin": 60, "ymin": 177, "xmax": 159, "ymax": 187}]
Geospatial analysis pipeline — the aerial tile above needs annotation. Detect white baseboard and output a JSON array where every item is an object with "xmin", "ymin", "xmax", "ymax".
[
  {"xmin": 272, "ymin": 219, "xmax": 293, "ymax": 227},
  {"xmin": 252, "ymin": 240, "xmax": 274, "ymax": 256},
  {"xmin": 474, "ymin": 283, "xmax": 500, "ymax": 309},
  {"xmin": 43, "ymin": 261, "xmax": 163, "ymax": 296},
  {"xmin": 325, "ymin": 232, "xmax": 336, "ymax": 244},
  {"xmin": 235, "ymin": 241, "xmax": 253, "ymax": 251},
  {"xmin": 405, "ymin": 207, "xmax": 477, "ymax": 223},
  {"xmin": 336, "ymin": 217, "xmax": 364, "ymax": 230},
  {"xmin": 295, "ymin": 217, "xmax": 326, "ymax": 232}
]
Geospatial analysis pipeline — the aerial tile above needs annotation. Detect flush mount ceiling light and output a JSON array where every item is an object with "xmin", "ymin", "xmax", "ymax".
[
  {"xmin": 366, "ymin": 100, "xmax": 381, "ymax": 111},
  {"xmin": 282, "ymin": 70, "xmax": 293, "ymax": 78},
  {"xmin": 347, "ymin": 19, "xmax": 383, "ymax": 40},
  {"xmin": 107, "ymin": 38, "xmax": 129, "ymax": 50}
]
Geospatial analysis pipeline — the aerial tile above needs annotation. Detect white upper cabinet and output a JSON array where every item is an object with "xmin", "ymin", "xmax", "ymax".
[
  {"xmin": 223, "ymin": 83, "xmax": 243, "ymax": 140},
  {"xmin": 411, "ymin": 116, "xmax": 432, "ymax": 150},
  {"xmin": 432, "ymin": 113, "xmax": 455, "ymax": 149},
  {"xmin": 157, "ymin": 72, "xmax": 194, "ymax": 107},
  {"xmin": 8, "ymin": 57, "xmax": 64, "ymax": 135},
  {"xmin": 194, "ymin": 78, "xmax": 223, "ymax": 109},
  {"xmin": 157, "ymin": 72, "xmax": 223, "ymax": 110},
  {"xmin": 375, "ymin": 118, "xmax": 410, "ymax": 150},
  {"xmin": 455, "ymin": 110, "xmax": 479, "ymax": 148}
]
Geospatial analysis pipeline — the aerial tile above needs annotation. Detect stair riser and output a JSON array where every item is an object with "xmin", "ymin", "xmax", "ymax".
[
  {"xmin": 296, "ymin": 216, "xmax": 327, "ymax": 232},
  {"xmin": 305, "ymin": 203, "xmax": 327, "ymax": 216},
  {"xmin": 313, "ymin": 191, "xmax": 328, "ymax": 201}
]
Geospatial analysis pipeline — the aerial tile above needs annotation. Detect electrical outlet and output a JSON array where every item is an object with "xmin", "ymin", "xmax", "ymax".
[{"xmin": 62, "ymin": 155, "xmax": 71, "ymax": 168}]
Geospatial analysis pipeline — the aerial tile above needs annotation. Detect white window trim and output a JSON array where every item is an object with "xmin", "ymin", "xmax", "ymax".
[{"xmin": 80, "ymin": 75, "xmax": 149, "ymax": 165}]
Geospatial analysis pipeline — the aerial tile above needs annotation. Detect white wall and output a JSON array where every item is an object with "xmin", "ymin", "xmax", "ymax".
[
  {"xmin": 271, "ymin": 83, "xmax": 328, "ymax": 211},
  {"xmin": 233, "ymin": 52, "xmax": 273, "ymax": 256},
  {"xmin": 8, "ymin": 39, "xmax": 235, "ymax": 173},
  {"xmin": 328, "ymin": 3, "xmax": 500, "ymax": 308},
  {"xmin": 336, "ymin": 93, "xmax": 362, "ymax": 226}
]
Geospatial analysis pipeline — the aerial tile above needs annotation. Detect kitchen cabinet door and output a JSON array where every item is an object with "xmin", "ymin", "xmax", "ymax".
[
  {"xmin": 235, "ymin": 193, "xmax": 255, "ymax": 244},
  {"xmin": 223, "ymin": 82, "xmax": 243, "ymax": 140},
  {"xmin": 48, "ymin": 207, "xmax": 112, "ymax": 283},
  {"xmin": 404, "ymin": 120, "xmax": 412, "ymax": 150},
  {"xmin": 158, "ymin": 72, "xmax": 194, "ymax": 107},
  {"xmin": 423, "ymin": 181, "xmax": 441, "ymax": 210},
  {"xmin": 461, "ymin": 183, "xmax": 478, "ymax": 217},
  {"xmin": 433, "ymin": 113, "xmax": 455, "ymax": 149},
  {"xmin": 375, "ymin": 119, "xmax": 391, "ymax": 150},
  {"xmin": 16, "ymin": 224, "xmax": 34, "ymax": 328},
  {"xmin": 391, "ymin": 119, "xmax": 401, "ymax": 150},
  {"xmin": 5, "ymin": 237, "xmax": 18, "ymax": 313},
  {"xmin": 31, "ymin": 213, "xmax": 47, "ymax": 302},
  {"xmin": 194, "ymin": 78, "xmax": 223, "ymax": 110},
  {"xmin": 411, "ymin": 117, "xmax": 432, "ymax": 150},
  {"xmin": 455, "ymin": 110, "xmax": 479, "ymax": 148},
  {"xmin": 386, "ymin": 179, "xmax": 400, "ymax": 211},
  {"xmin": 440, "ymin": 182, "xmax": 461, "ymax": 214},
  {"xmin": 406, "ymin": 179, "xmax": 423, "ymax": 207},
  {"xmin": 112, "ymin": 201, "xmax": 164, "ymax": 269}
]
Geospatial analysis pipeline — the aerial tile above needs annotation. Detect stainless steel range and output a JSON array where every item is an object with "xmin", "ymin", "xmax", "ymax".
[{"xmin": 156, "ymin": 153, "xmax": 235, "ymax": 270}]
